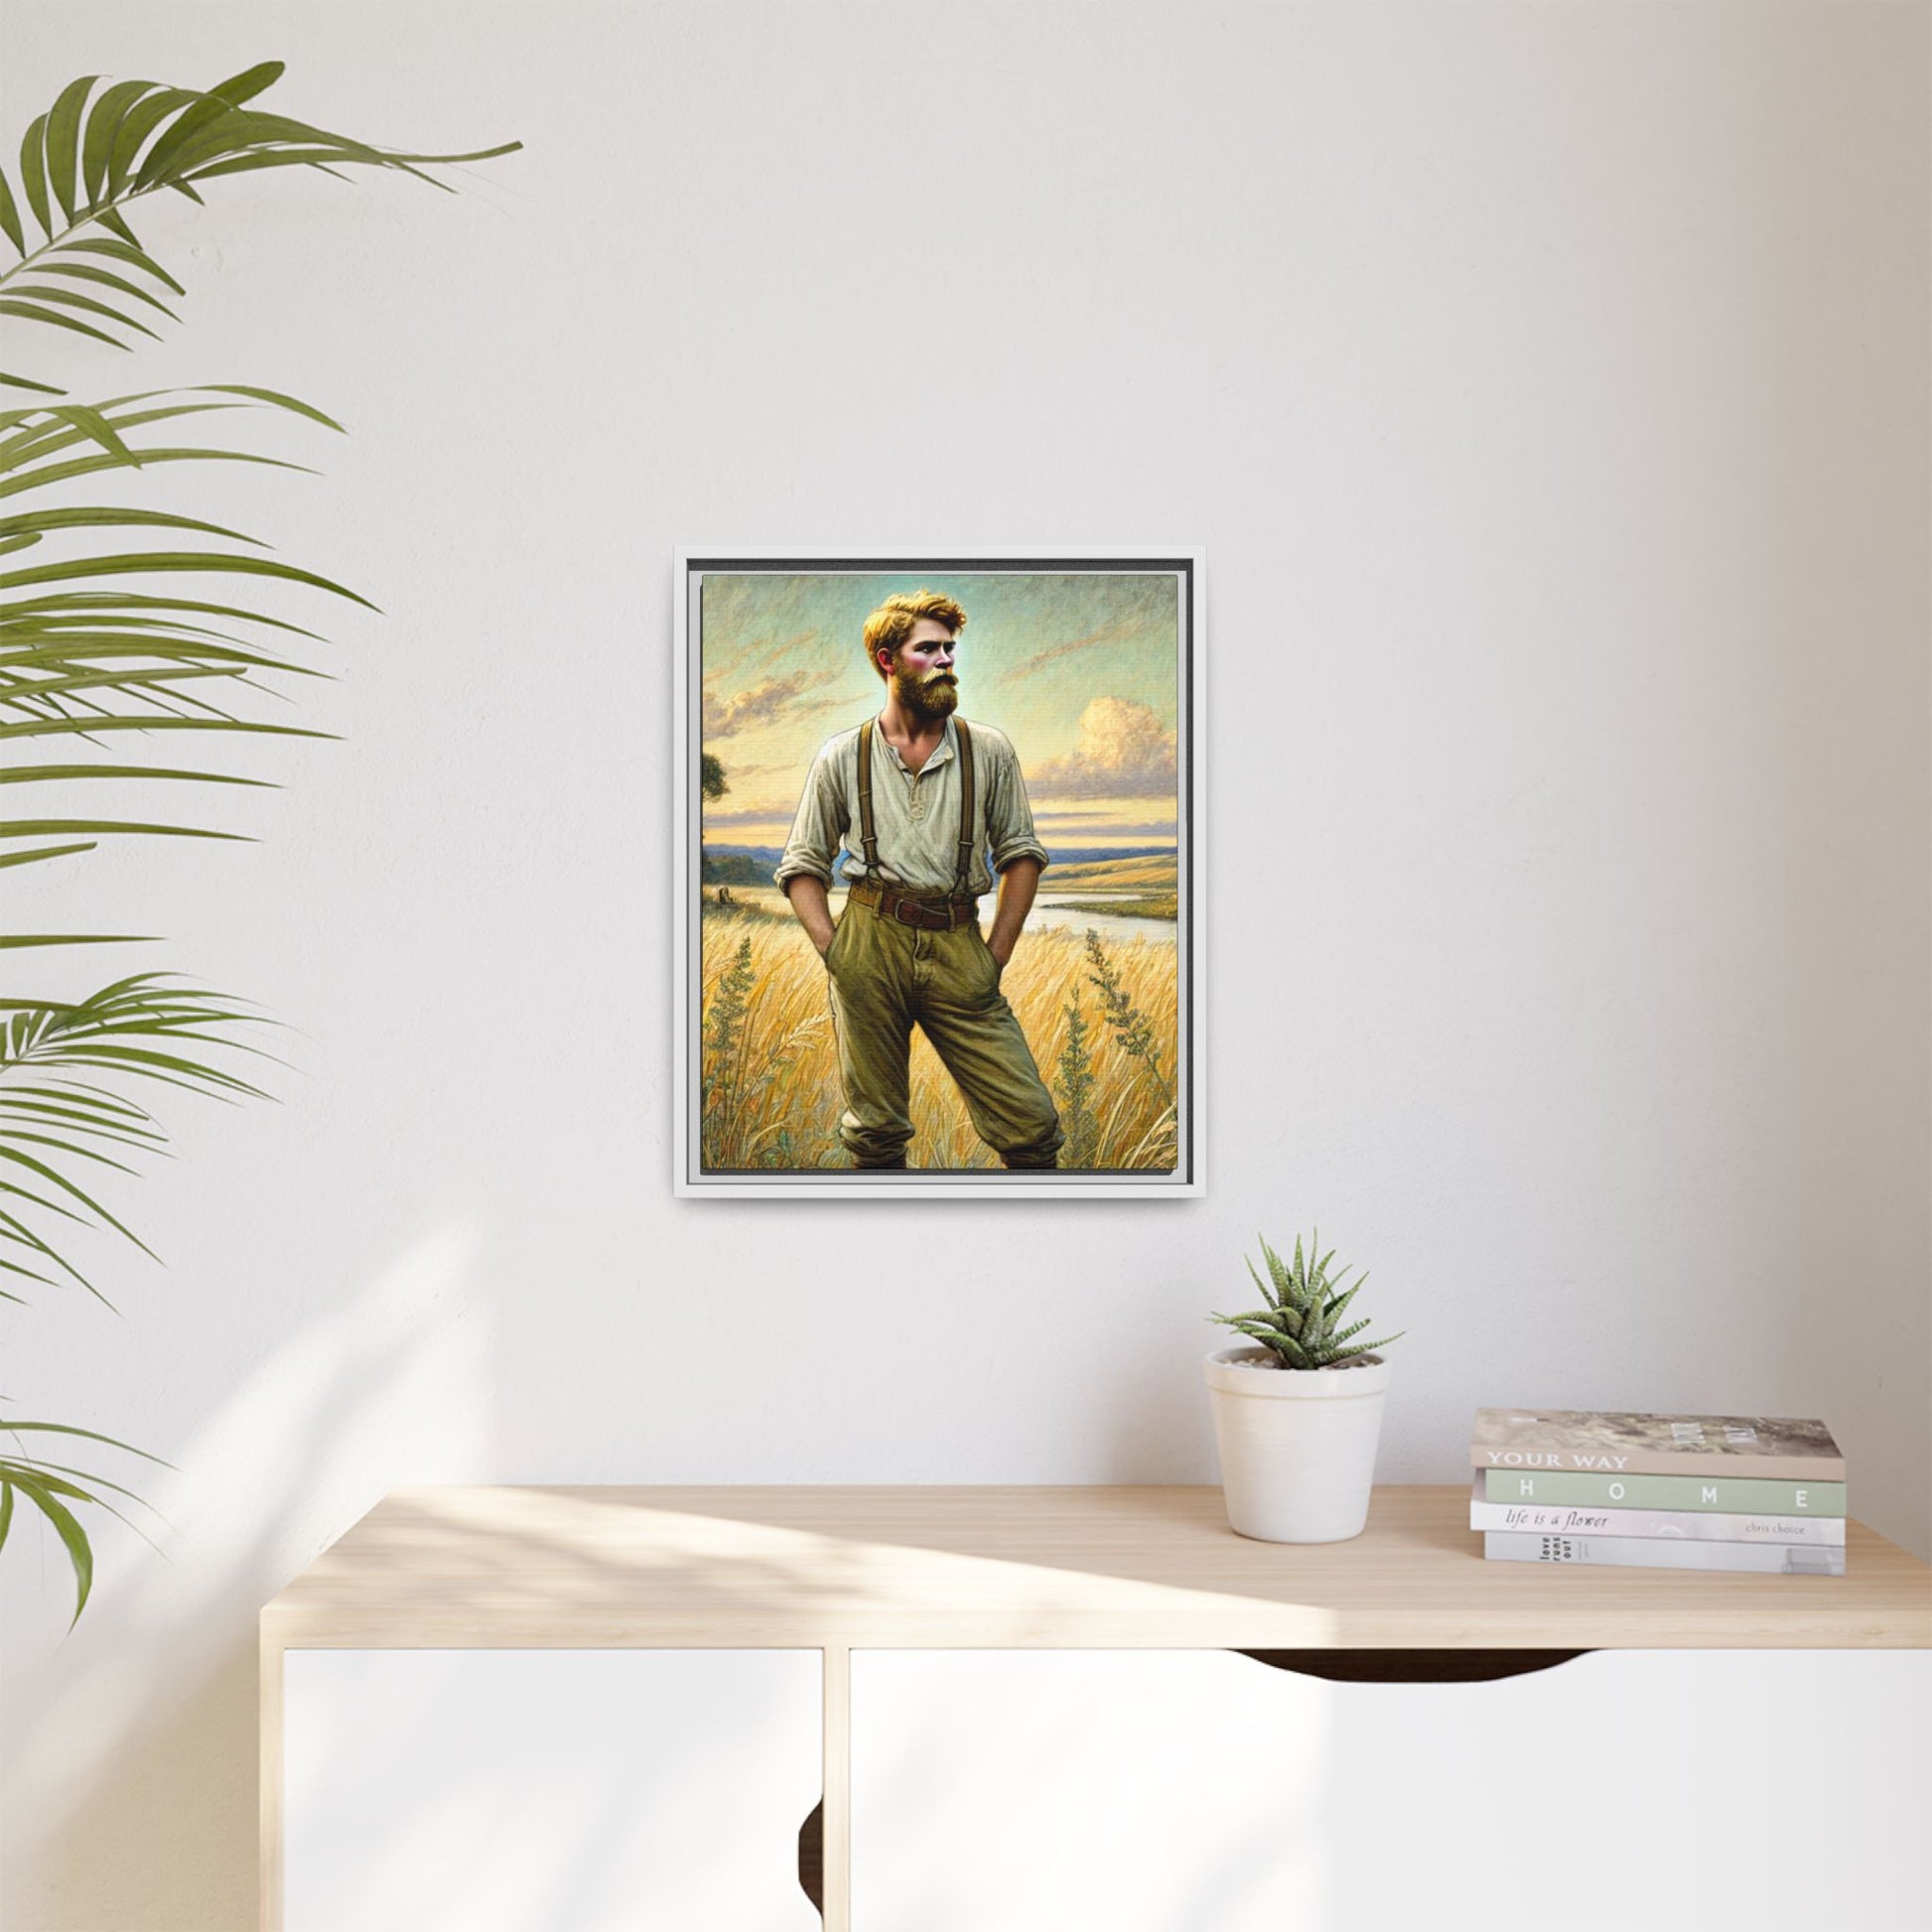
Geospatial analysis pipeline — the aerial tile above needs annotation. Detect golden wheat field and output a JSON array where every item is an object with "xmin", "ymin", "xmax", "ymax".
[{"xmin": 699, "ymin": 900, "xmax": 1179, "ymax": 1171}]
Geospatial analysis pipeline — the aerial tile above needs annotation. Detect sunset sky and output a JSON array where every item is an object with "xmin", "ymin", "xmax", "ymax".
[{"xmin": 698, "ymin": 570, "xmax": 1183, "ymax": 852}]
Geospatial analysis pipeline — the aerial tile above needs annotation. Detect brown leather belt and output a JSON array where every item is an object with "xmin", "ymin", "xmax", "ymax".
[{"xmin": 847, "ymin": 878, "xmax": 980, "ymax": 931}]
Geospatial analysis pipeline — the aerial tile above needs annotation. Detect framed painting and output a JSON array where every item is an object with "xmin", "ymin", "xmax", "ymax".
[{"xmin": 674, "ymin": 555, "xmax": 1204, "ymax": 1196}]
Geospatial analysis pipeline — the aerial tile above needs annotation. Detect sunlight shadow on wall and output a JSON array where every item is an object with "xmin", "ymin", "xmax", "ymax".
[{"xmin": 5, "ymin": 1220, "xmax": 490, "ymax": 1932}]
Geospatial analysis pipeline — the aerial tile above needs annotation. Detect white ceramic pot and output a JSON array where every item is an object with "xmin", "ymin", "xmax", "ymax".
[{"xmin": 1203, "ymin": 1346, "xmax": 1392, "ymax": 1543}]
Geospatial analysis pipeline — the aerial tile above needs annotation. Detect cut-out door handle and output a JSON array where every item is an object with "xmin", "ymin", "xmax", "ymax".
[
  {"xmin": 1237, "ymin": 1648, "xmax": 1588, "ymax": 1683},
  {"xmin": 797, "ymin": 1797, "xmax": 823, "ymax": 1917}
]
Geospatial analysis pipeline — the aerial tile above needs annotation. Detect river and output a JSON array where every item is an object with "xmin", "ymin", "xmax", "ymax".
[{"xmin": 704, "ymin": 887, "xmax": 1176, "ymax": 949}]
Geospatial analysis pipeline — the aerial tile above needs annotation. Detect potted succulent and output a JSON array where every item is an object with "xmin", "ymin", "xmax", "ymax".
[{"xmin": 1204, "ymin": 1233, "xmax": 1404, "ymax": 1544}]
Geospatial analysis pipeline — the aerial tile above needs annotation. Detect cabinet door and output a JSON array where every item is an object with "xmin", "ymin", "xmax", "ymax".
[
  {"xmin": 851, "ymin": 1648, "xmax": 1931, "ymax": 1932},
  {"xmin": 284, "ymin": 1648, "xmax": 821, "ymax": 1932}
]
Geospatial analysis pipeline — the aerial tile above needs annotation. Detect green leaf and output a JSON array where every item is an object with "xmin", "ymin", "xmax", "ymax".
[
  {"xmin": 208, "ymin": 62, "xmax": 287, "ymax": 106},
  {"xmin": 105, "ymin": 88, "xmax": 199, "ymax": 199},
  {"xmin": 0, "ymin": 763, "xmax": 276, "ymax": 788},
  {"xmin": 0, "ymin": 1457, "xmax": 153, "ymax": 1511},
  {"xmin": 0, "ymin": 933, "xmax": 156, "ymax": 948},
  {"xmin": 1244, "ymin": 1254, "xmax": 1278, "ymax": 1311},
  {"xmin": 0, "ymin": 842, "xmax": 96, "ymax": 870},
  {"xmin": 1, "ymin": 404, "xmax": 258, "ymax": 479},
  {"xmin": 0, "ymin": 1185, "xmax": 89, "ymax": 1234},
  {"xmin": 0, "ymin": 446, "xmax": 316, "ymax": 502},
  {"xmin": 0, "ymin": 1143, "xmax": 155, "ymax": 1254},
  {"xmin": 59, "ymin": 237, "xmax": 185, "ymax": 295},
  {"xmin": 0, "ymin": 550, "xmax": 377, "ymax": 609},
  {"xmin": 135, "ymin": 96, "xmax": 246, "ymax": 190},
  {"xmin": 45, "ymin": 75, "xmax": 100, "ymax": 227},
  {"xmin": 1, "ymin": 372, "xmax": 65, "ymax": 397},
  {"xmin": 0, "ymin": 1100, "xmax": 163, "ymax": 1149},
  {"xmin": 0, "ymin": 1483, "xmax": 12, "ymax": 1552},
  {"xmin": 80, "ymin": 79, "xmax": 158, "ymax": 207},
  {"xmin": 0, "ymin": 300, "xmax": 127, "ymax": 350},
  {"xmin": 196, "ymin": 384, "xmax": 344, "ymax": 431},
  {"xmin": 0, "ymin": 168, "xmax": 25, "ymax": 255},
  {"xmin": 1352, "ymin": 1332, "xmax": 1404, "ymax": 1356},
  {"xmin": 2, "ymin": 382, "xmax": 331, "ymax": 449},
  {"xmin": 1273, "ymin": 1331, "xmax": 1312, "ymax": 1368},
  {"xmin": 7, "ymin": 1473, "xmax": 93, "ymax": 1623},
  {"xmin": 5, "ymin": 630, "xmax": 303, "ymax": 672},
  {"xmin": 160, "ymin": 108, "xmax": 393, "ymax": 178},
  {"xmin": 18, "ymin": 116, "xmax": 53, "ymax": 240},
  {"xmin": 35, "ymin": 1042, "xmax": 264, "ymax": 1100},
  {"xmin": 186, "ymin": 149, "xmax": 387, "ymax": 184},
  {"xmin": 37, "ymin": 260, "xmax": 181, "ymax": 320},
  {"xmin": 0, "ymin": 818, "xmax": 249, "ymax": 843},
  {"xmin": 1258, "ymin": 1234, "xmax": 1291, "ymax": 1302},
  {"xmin": 0, "ymin": 715, "xmax": 328, "ymax": 744},
  {"xmin": 3, "ymin": 1126, "xmax": 140, "ymax": 1176},
  {"xmin": 0, "ymin": 1419, "xmax": 167, "ymax": 1460},
  {"xmin": 1, "ymin": 665, "xmax": 269, "ymax": 710},
  {"xmin": 5, "ymin": 282, "xmax": 159, "ymax": 341},
  {"xmin": 96, "ymin": 207, "xmax": 141, "ymax": 248},
  {"xmin": 3, "ymin": 1085, "xmax": 156, "ymax": 1123},
  {"xmin": 0, "ymin": 504, "xmax": 261, "ymax": 544}
]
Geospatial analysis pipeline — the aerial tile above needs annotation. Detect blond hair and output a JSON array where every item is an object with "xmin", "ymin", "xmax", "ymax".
[{"xmin": 862, "ymin": 589, "xmax": 966, "ymax": 679}]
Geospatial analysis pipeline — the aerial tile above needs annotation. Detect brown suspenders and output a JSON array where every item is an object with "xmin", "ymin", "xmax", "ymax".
[
  {"xmin": 855, "ymin": 717, "xmax": 976, "ymax": 898},
  {"xmin": 856, "ymin": 716, "xmax": 880, "ymax": 876},
  {"xmin": 950, "ymin": 719, "xmax": 975, "ymax": 898}
]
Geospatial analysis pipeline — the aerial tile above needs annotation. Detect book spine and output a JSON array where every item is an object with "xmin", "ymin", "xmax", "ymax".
[
  {"xmin": 1469, "ymin": 1498, "xmax": 1845, "ymax": 1545},
  {"xmin": 1483, "ymin": 1532, "xmax": 1845, "ymax": 1577},
  {"xmin": 1482, "ymin": 1469, "xmax": 1846, "ymax": 1515},
  {"xmin": 1469, "ymin": 1448, "xmax": 1845, "ymax": 1481}
]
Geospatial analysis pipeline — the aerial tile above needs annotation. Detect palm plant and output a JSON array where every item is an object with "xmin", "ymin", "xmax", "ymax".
[
  {"xmin": 1211, "ymin": 1232, "xmax": 1405, "ymax": 1370},
  {"xmin": 0, "ymin": 62, "xmax": 516, "ymax": 1618}
]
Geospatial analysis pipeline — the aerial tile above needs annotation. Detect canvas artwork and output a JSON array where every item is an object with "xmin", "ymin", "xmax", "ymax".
[{"xmin": 674, "ymin": 556, "xmax": 1203, "ymax": 1196}]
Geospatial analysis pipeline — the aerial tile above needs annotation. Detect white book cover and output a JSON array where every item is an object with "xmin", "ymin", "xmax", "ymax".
[
  {"xmin": 1467, "ymin": 1477, "xmax": 1845, "ymax": 1545},
  {"xmin": 1483, "ymin": 1532, "xmax": 1845, "ymax": 1577}
]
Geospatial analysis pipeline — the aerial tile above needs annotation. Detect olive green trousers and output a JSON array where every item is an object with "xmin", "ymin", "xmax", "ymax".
[{"xmin": 823, "ymin": 901, "xmax": 1063, "ymax": 1169}]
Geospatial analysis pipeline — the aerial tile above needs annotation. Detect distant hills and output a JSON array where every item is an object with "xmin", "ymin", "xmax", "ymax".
[{"xmin": 1044, "ymin": 852, "xmax": 1177, "ymax": 892}]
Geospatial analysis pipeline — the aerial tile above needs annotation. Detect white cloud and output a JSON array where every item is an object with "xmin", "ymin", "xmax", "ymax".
[{"xmin": 1026, "ymin": 697, "xmax": 1176, "ymax": 800}]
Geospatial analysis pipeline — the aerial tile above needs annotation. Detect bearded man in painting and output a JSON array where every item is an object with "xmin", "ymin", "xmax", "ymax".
[{"xmin": 774, "ymin": 590, "xmax": 1063, "ymax": 1171}]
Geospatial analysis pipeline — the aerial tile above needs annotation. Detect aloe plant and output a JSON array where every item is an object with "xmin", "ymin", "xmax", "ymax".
[
  {"xmin": 1210, "ymin": 1232, "xmax": 1404, "ymax": 1370},
  {"xmin": 0, "ymin": 62, "xmax": 516, "ymax": 1619}
]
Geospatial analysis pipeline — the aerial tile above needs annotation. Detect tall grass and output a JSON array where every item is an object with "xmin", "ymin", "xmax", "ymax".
[{"xmin": 698, "ymin": 910, "xmax": 1177, "ymax": 1171}]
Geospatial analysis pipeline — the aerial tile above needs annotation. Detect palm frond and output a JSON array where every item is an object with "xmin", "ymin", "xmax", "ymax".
[
  {"xmin": 1, "ymin": 63, "xmax": 516, "ymax": 1624},
  {"xmin": 0, "ymin": 385, "xmax": 348, "ymax": 941},
  {"xmin": 0, "ymin": 975, "xmax": 272, "ymax": 1301},
  {"xmin": 1, "ymin": 63, "xmax": 518, "ymax": 391},
  {"xmin": 0, "ymin": 1416, "xmax": 171, "ymax": 1623}
]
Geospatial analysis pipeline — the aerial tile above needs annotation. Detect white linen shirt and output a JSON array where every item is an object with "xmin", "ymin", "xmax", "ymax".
[{"xmin": 773, "ymin": 715, "xmax": 1049, "ymax": 897}]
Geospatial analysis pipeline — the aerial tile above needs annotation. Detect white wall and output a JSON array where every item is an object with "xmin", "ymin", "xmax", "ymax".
[{"xmin": 4, "ymin": 3, "xmax": 1926, "ymax": 1926}]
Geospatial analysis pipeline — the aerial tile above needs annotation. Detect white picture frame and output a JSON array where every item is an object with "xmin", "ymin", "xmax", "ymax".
[{"xmin": 674, "ymin": 553, "xmax": 1205, "ymax": 1197}]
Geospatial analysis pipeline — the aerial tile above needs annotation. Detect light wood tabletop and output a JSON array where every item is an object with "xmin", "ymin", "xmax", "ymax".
[
  {"xmin": 261, "ymin": 1483, "xmax": 1932, "ymax": 1651},
  {"xmin": 260, "ymin": 1484, "xmax": 1932, "ymax": 1929}
]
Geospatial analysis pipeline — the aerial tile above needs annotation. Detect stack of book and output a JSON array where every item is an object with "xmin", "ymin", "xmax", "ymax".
[{"xmin": 1469, "ymin": 1408, "xmax": 1846, "ymax": 1576}]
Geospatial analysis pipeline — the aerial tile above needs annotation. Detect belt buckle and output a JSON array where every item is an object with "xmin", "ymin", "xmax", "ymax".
[{"xmin": 891, "ymin": 897, "xmax": 925, "ymax": 928}]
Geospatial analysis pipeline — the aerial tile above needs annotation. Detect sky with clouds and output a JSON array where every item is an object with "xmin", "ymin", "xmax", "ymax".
[{"xmin": 699, "ymin": 570, "xmax": 1183, "ymax": 849}]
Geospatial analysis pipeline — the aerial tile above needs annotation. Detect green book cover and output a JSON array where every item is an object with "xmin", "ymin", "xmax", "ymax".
[{"xmin": 1481, "ymin": 1468, "xmax": 1847, "ymax": 1516}]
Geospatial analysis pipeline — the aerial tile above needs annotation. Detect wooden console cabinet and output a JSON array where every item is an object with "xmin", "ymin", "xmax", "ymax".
[{"xmin": 261, "ymin": 1486, "xmax": 1932, "ymax": 1929}]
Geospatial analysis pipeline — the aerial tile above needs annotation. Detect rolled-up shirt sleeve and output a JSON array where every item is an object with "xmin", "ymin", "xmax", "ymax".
[
  {"xmin": 983, "ymin": 729, "xmax": 1050, "ymax": 875},
  {"xmin": 772, "ymin": 739, "xmax": 849, "ymax": 892}
]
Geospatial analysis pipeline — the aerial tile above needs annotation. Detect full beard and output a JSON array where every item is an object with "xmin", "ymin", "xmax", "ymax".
[{"xmin": 894, "ymin": 667, "xmax": 958, "ymax": 719}]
